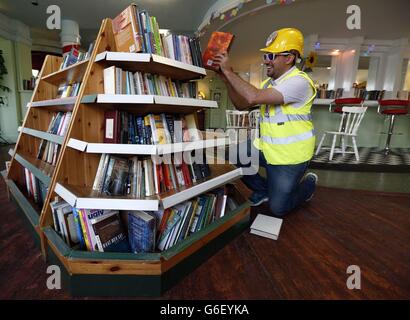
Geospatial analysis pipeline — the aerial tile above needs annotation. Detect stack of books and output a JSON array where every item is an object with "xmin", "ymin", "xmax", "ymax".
[
  {"xmin": 316, "ymin": 88, "xmax": 343, "ymax": 99},
  {"xmin": 59, "ymin": 43, "xmax": 95, "ymax": 70},
  {"xmin": 112, "ymin": 4, "xmax": 203, "ymax": 67},
  {"xmin": 56, "ymin": 82, "xmax": 81, "ymax": 98},
  {"xmin": 50, "ymin": 185, "xmax": 229, "ymax": 253},
  {"xmin": 397, "ymin": 90, "xmax": 410, "ymax": 100},
  {"xmin": 24, "ymin": 168, "xmax": 48, "ymax": 206},
  {"xmin": 37, "ymin": 111, "xmax": 72, "ymax": 165},
  {"xmin": 103, "ymin": 66, "xmax": 198, "ymax": 97},
  {"xmin": 103, "ymin": 111, "xmax": 201, "ymax": 145},
  {"xmin": 92, "ymin": 154, "xmax": 211, "ymax": 197}
]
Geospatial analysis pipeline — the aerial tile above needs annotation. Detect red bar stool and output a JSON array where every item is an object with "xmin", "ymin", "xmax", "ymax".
[{"xmin": 377, "ymin": 99, "xmax": 410, "ymax": 155}]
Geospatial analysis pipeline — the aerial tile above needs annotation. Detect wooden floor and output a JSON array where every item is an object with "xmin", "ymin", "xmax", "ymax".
[{"xmin": 0, "ymin": 167, "xmax": 409, "ymax": 299}]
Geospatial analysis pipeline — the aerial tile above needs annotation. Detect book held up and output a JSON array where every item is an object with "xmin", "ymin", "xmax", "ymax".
[{"xmin": 202, "ymin": 31, "xmax": 235, "ymax": 71}]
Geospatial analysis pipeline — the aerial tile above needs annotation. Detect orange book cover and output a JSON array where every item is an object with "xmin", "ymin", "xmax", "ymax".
[
  {"xmin": 202, "ymin": 31, "xmax": 234, "ymax": 70},
  {"xmin": 112, "ymin": 4, "xmax": 143, "ymax": 53}
]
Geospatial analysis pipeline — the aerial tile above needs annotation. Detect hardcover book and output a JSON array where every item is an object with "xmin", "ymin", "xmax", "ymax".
[
  {"xmin": 104, "ymin": 110, "xmax": 120, "ymax": 143},
  {"xmin": 128, "ymin": 211, "xmax": 156, "ymax": 253},
  {"xmin": 202, "ymin": 31, "xmax": 234, "ymax": 70},
  {"xmin": 112, "ymin": 4, "xmax": 143, "ymax": 53},
  {"xmin": 250, "ymin": 214, "xmax": 283, "ymax": 240},
  {"xmin": 92, "ymin": 211, "xmax": 130, "ymax": 252}
]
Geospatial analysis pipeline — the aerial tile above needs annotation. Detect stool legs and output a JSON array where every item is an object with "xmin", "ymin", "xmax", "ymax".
[{"xmin": 384, "ymin": 115, "xmax": 396, "ymax": 155}]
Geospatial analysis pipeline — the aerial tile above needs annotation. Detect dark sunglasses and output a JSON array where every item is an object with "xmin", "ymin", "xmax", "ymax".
[{"xmin": 263, "ymin": 52, "xmax": 292, "ymax": 61}]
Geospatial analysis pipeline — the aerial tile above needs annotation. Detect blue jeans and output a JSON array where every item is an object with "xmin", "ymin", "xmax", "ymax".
[{"xmin": 236, "ymin": 139, "xmax": 315, "ymax": 217}]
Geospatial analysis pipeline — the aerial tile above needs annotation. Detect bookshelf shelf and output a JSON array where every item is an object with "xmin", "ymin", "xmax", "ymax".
[
  {"xmin": 54, "ymin": 183, "xmax": 159, "ymax": 210},
  {"xmin": 81, "ymin": 94, "xmax": 217, "ymax": 112},
  {"xmin": 159, "ymin": 167, "xmax": 243, "ymax": 209},
  {"xmin": 82, "ymin": 94, "xmax": 154, "ymax": 104},
  {"xmin": 29, "ymin": 97, "xmax": 78, "ymax": 108},
  {"xmin": 13, "ymin": 152, "xmax": 54, "ymax": 186},
  {"xmin": 154, "ymin": 96, "xmax": 217, "ymax": 109},
  {"xmin": 54, "ymin": 166, "xmax": 242, "ymax": 211},
  {"xmin": 18, "ymin": 127, "xmax": 64, "ymax": 145},
  {"xmin": 67, "ymin": 136, "xmax": 228, "ymax": 155},
  {"xmin": 95, "ymin": 51, "xmax": 206, "ymax": 81},
  {"xmin": 41, "ymin": 59, "xmax": 90, "ymax": 85}
]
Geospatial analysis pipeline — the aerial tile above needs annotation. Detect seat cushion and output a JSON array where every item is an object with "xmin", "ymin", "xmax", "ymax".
[
  {"xmin": 381, "ymin": 109, "xmax": 408, "ymax": 115},
  {"xmin": 379, "ymin": 99, "xmax": 410, "ymax": 107},
  {"xmin": 334, "ymin": 98, "xmax": 364, "ymax": 105}
]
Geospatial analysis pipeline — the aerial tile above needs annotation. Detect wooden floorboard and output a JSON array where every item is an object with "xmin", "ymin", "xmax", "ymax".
[{"xmin": 0, "ymin": 169, "xmax": 409, "ymax": 299}]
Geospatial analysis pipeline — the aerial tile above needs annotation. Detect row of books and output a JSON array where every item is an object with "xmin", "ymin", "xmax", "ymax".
[
  {"xmin": 112, "ymin": 4, "xmax": 203, "ymax": 67},
  {"xmin": 103, "ymin": 66, "xmax": 198, "ymax": 98},
  {"xmin": 316, "ymin": 88, "xmax": 344, "ymax": 99},
  {"xmin": 104, "ymin": 111, "xmax": 201, "ymax": 145},
  {"xmin": 37, "ymin": 112, "xmax": 72, "ymax": 165},
  {"xmin": 56, "ymin": 82, "xmax": 81, "ymax": 99},
  {"xmin": 50, "ymin": 185, "xmax": 238, "ymax": 253},
  {"xmin": 59, "ymin": 43, "xmax": 95, "ymax": 70},
  {"xmin": 316, "ymin": 88, "xmax": 406, "ymax": 101},
  {"xmin": 93, "ymin": 154, "xmax": 211, "ymax": 197},
  {"xmin": 24, "ymin": 168, "xmax": 48, "ymax": 206},
  {"xmin": 155, "ymin": 187, "xmax": 233, "ymax": 252},
  {"xmin": 50, "ymin": 200, "xmax": 129, "ymax": 251},
  {"xmin": 397, "ymin": 90, "xmax": 410, "ymax": 100},
  {"xmin": 354, "ymin": 89, "xmax": 385, "ymax": 101}
]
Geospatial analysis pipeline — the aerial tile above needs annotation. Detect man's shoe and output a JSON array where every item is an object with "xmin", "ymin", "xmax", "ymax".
[
  {"xmin": 249, "ymin": 192, "xmax": 269, "ymax": 207},
  {"xmin": 304, "ymin": 172, "xmax": 318, "ymax": 202},
  {"xmin": 304, "ymin": 172, "xmax": 318, "ymax": 184}
]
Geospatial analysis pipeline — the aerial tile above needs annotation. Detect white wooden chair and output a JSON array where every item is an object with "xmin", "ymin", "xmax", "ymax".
[
  {"xmin": 248, "ymin": 109, "xmax": 260, "ymax": 139},
  {"xmin": 226, "ymin": 110, "xmax": 248, "ymax": 129},
  {"xmin": 315, "ymin": 106, "xmax": 368, "ymax": 161}
]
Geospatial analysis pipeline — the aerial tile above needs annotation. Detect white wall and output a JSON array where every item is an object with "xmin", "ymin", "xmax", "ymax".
[
  {"xmin": 403, "ymin": 60, "xmax": 410, "ymax": 90},
  {"xmin": 310, "ymin": 68, "xmax": 331, "ymax": 86}
]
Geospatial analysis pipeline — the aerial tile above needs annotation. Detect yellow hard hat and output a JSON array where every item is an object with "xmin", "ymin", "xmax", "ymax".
[{"xmin": 260, "ymin": 28, "xmax": 304, "ymax": 56}]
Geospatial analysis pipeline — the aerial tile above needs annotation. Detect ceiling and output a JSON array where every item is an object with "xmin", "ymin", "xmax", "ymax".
[
  {"xmin": 0, "ymin": 0, "xmax": 218, "ymax": 45},
  {"xmin": 201, "ymin": 0, "xmax": 410, "ymax": 72}
]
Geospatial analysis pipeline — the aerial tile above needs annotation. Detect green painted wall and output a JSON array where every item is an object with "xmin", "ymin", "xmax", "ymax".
[
  {"xmin": 0, "ymin": 37, "xmax": 20, "ymax": 143},
  {"xmin": 15, "ymin": 42, "xmax": 33, "ymax": 121},
  {"xmin": 0, "ymin": 36, "xmax": 33, "ymax": 143},
  {"xmin": 200, "ymin": 76, "xmax": 234, "ymax": 130}
]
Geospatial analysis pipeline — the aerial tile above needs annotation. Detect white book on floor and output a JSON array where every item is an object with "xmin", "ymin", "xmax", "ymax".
[{"xmin": 250, "ymin": 214, "xmax": 283, "ymax": 240}]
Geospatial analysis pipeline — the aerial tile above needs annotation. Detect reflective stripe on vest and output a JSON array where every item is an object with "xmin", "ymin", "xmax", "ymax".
[
  {"xmin": 260, "ymin": 129, "xmax": 315, "ymax": 145},
  {"xmin": 260, "ymin": 74, "xmax": 313, "ymax": 125}
]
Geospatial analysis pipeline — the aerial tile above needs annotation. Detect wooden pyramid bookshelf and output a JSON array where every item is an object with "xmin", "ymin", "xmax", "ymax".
[{"xmin": 3, "ymin": 17, "xmax": 251, "ymax": 296}]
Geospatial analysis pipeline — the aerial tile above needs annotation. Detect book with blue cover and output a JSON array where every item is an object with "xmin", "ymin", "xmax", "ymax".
[{"xmin": 128, "ymin": 211, "xmax": 156, "ymax": 253}]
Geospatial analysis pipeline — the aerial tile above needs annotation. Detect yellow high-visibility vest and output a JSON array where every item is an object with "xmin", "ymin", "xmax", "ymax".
[{"xmin": 254, "ymin": 67, "xmax": 317, "ymax": 165}]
